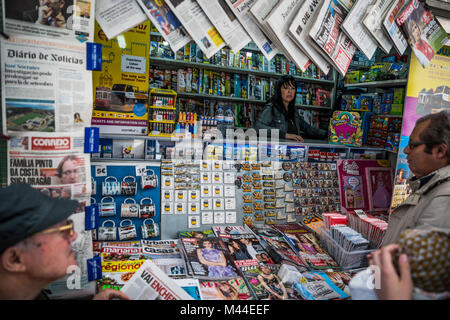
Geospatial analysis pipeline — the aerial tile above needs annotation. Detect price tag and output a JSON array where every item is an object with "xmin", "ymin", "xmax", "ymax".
[
  {"xmin": 95, "ymin": 165, "xmax": 107, "ymax": 177},
  {"xmin": 136, "ymin": 165, "xmax": 147, "ymax": 177}
]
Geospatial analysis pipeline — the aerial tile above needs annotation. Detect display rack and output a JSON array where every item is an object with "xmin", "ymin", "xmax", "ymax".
[{"xmin": 148, "ymin": 88, "xmax": 177, "ymax": 138}]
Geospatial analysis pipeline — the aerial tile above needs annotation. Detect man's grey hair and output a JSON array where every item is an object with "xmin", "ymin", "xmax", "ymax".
[{"xmin": 416, "ymin": 110, "xmax": 450, "ymax": 160}]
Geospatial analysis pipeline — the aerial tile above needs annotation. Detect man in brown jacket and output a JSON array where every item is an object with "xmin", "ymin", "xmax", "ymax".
[{"xmin": 382, "ymin": 111, "xmax": 450, "ymax": 246}]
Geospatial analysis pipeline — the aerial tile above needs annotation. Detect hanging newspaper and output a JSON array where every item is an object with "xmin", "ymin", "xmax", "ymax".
[
  {"xmin": 164, "ymin": 0, "xmax": 225, "ymax": 59},
  {"xmin": 383, "ymin": 0, "xmax": 409, "ymax": 54},
  {"xmin": 341, "ymin": 0, "xmax": 379, "ymax": 60},
  {"xmin": 265, "ymin": 0, "xmax": 312, "ymax": 72},
  {"xmin": 95, "ymin": 0, "xmax": 147, "ymax": 40},
  {"xmin": 1, "ymin": 35, "xmax": 92, "ymax": 135},
  {"xmin": 248, "ymin": 0, "xmax": 282, "ymax": 50},
  {"xmin": 7, "ymin": 131, "xmax": 94, "ymax": 299},
  {"xmin": 1, "ymin": 0, "xmax": 95, "ymax": 43},
  {"xmin": 120, "ymin": 260, "xmax": 193, "ymax": 300},
  {"xmin": 136, "ymin": 0, "xmax": 192, "ymax": 53},
  {"xmin": 362, "ymin": 0, "xmax": 394, "ymax": 54},
  {"xmin": 224, "ymin": 0, "xmax": 278, "ymax": 61},
  {"xmin": 309, "ymin": 0, "xmax": 357, "ymax": 77},
  {"xmin": 395, "ymin": 0, "xmax": 448, "ymax": 68},
  {"xmin": 338, "ymin": 0, "xmax": 356, "ymax": 11},
  {"xmin": 196, "ymin": 0, "xmax": 251, "ymax": 53},
  {"xmin": 288, "ymin": 0, "xmax": 332, "ymax": 75}
]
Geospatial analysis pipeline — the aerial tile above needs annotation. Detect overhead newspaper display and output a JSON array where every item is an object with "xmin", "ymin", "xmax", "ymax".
[
  {"xmin": 248, "ymin": 0, "xmax": 281, "ymax": 50},
  {"xmin": 288, "ymin": 0, "xmax": 332, "ymax": 74},
  {"xmin": 95, "ymin": 0, "xmax": 148, "ymax": 40},
  {"xmin": 196, "ymin": 0, "xmax": 252, "ymax": 53},
  {"xmin": 136, "ymin": 0, "xmax": 192, "ymax": 53},
  {"xmin": 309, "ymin": 0, "xmax": 357, "ymax": 77},
  {"xmin": 1, "ymin": 35, "xmax": 93, "ymax": 135},
  {"xmin": 341, "ymin": 0, "xmax": 378, "ymax": 60},
  {"xmin": 165, "ymin": 0, "xmax": 226, "ymax": 59},
  {"xmin": 383, "ymin": 0, "xmax": 409, "ymax": 54},
  {"xmin": 265, "ymin": 0, "xmax": 312, "ymax": 72},
  {"xmin": 2, "ymin": 0, "xmax": 95, "ymax": 43},
  {"xmin": 224, "ymin": 0, "xmax": 278, "ymax": 61},
  {"xmin": 362, "ymin": 0, "xmax": 394, "ymax": 54}
]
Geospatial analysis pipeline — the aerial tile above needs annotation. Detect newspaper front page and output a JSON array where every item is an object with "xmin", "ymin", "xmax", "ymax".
[
  {"xmin": 165, "ymin": 0, "xmax": 225, "ymax": 59},
  {"xmin": 136, "ymin": 0, "xmax": 192, "ymax": 53},
  {"xmin": 265, "ymin": 0, "xmax": 312, "ymax": 72},
  {"xmin": 248, "ymin": 0, "xmax": 282, "ymax": 50},
  {"xmin": 224, "ymin": 0, "xmax": 278, "ymax": 61},
  {"xmin": 1, "ymin": 35, "xmax": 93, "ymax": 135},
  {"xmin": 2, "ymin": 0, "xmax": 95, "ymax": 43},
  {"xmin": 196, "ymin": 0, "xmax": 252, "ymax": 53},
  {"xmin": 95, "ymin": 0, "xmax": 148, "ymax": 40},
  {"xmin": 362, "ymin": 0, "xmax": 394, "ymax": 54},
  {"xmin": 7, "ymin": 131, "xmax": 94, "ymax": 298},
  {"xmin": 383, "ymin": 0, "xmax": 409, "ymax": 54},
  {"xmin": 120, "ymin": 260, "xmax": 193, "ymax": 300},
  {"xmin": 288, "ymin": 0, "xmax": 332, "ymax": 75},
  {"xmin": 341, "ymin": 0, "xmax": 379, "ymax": 60},
  {"xmin": 309, "ymin": 0, "xmax": 357, "ymax": 77}
]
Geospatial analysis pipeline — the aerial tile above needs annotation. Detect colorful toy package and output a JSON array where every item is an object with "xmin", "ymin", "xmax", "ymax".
[{"xmin": 328, "ymin": 111, "xmax": 363, "ymax": 147}]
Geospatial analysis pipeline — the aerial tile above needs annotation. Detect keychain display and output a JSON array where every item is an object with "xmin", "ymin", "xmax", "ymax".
[
  {"xmin": 97, "ymin": 220, "xmax": 117, "ymax": 241},
  {"xmin": 121, "ymin": 176, "xmax": 137, "ymax": 196},
  {"xmin": 139, "ymin": 197, "xmax": 155, "ymax": 218},
  {"xmin": 141, "ymin": 218, "xmax": 159, "ymax": 239},
  {"xmin": 99, "ymin": 196, "xmax": 116, "ymax": 217},
  {"xmin": 118, "ymin": 219, "xmax": 137, "ymax": 240},
  {"xmin": 121, "ymin": 198, "xmax": 139, "ymax": 218},
  {"xmin": 102, "ymin": 176, "xmax": 121, "ymax": 196},
  {"xmin": 141, "ymin": 169, "xmax": 158, "ymax": 189}
]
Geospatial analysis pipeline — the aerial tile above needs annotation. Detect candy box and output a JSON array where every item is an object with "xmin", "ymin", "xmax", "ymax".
[{"xmin": 329, "ymin": 111, "xmax": 363, "ymax": 147}]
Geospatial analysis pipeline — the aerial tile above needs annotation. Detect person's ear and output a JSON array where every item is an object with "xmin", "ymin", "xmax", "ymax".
[
  {"xmin": 434, "ymin": 143, "xmax": 448, "ymax": 161},
  {"xmin": 0, "ymin": 247, "xmax": 27, "ymax": 273}
]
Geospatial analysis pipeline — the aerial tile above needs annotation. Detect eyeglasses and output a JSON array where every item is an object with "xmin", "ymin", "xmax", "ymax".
[
  {"xmin": 62, "ymin": 168, "xmax": 79, "ymax": 176},
  {"xmin": 407, "ymin": 141, "xmax": 427, "ymax": 150},
  {"xmin": 39, "ymin": 220, "xmax": 74, "ymax": 238}
]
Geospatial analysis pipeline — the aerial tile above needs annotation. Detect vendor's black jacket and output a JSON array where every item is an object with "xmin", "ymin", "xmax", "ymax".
[{"xmin": 255, "ymin": 101, "xmax": 327, "ymax": 140}]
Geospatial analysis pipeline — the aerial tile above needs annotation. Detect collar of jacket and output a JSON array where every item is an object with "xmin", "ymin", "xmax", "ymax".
[{"xmin": 409, "ymin": 165, "xmax": 450, "ymax": 195}]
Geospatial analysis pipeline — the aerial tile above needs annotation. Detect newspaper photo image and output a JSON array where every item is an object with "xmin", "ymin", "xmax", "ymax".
[
  {"xmin": 1, "ymin": 35, "xmax": 93, "ymax": 135},
  {"xmin": 224, "ymin": 0, "xmax": 278, "ymax": 61},
  {"xmin": 137, "ymin": 0, "xmax": 192, "ymax": 53},
  {"xmin": 196, "ymin": 0, "xmax": 251, "ymax": 53},
  {"xmin": 309, "ymin": 0, "xmax": 357, "ymax": 76},
  {"xmin": 95, "ymin": 0, "xmax": 148, "ymax": 40},
  {"xmin": 362, "ymin": 0, "xmax": 394, "ymax": 54},
  {"xmin": 288, "ymin": 0, "xmax": 332, "ymax": 75},
  {"xmin": 383, "ymin": 0, "xmax": 409, "ymax": 55},
  {"xmin": 120, "ymin": 260, "xmax": 193, "ymax": 300},
  {"xmin": 265, "ymin": 0, "xmax": 312, "ymax": 72},
  {"xmin": 165, "ymin": 0, "xmax": 226, "ymax": 59},
  {"xmin": 395, "ymin": 0, "xmax": 449, "ymax": 68},
  {"xmin": 341, "ymin": 0, "xmax": 379, "ymax": 60},
  {"xmin": 2, "ymin": 0, "xmax": 95, "ymax": 43}
]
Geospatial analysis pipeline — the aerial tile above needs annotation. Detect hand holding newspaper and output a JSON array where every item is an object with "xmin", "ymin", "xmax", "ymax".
[{"xmin": 120, "ymin": 260, "xmax": 193, "ymax": 300}]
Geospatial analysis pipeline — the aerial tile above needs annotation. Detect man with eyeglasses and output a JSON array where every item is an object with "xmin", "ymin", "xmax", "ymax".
[
  {"xmin": 382, "ymin": 111, "xmax": 450, "ymax": 246},
  {"xmin": 57, "ymin": 155, "xmax": 81, "ymax": 184},
  {"xmin": 0, "ymin": 184, "xmax": 129, "ymax": 300}
]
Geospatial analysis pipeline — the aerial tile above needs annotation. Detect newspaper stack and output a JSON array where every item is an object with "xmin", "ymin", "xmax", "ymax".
[{"xmin": 346, "ymin": 210, "xmax": 388, "ymax": 248}]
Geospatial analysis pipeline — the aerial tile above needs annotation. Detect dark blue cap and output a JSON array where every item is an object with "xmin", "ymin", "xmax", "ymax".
[{"xmin": 0, "ymin": 184, "xmax": 79, "ymax": 252}]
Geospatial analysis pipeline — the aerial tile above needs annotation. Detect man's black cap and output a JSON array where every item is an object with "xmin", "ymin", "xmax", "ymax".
[{"xmin": 0, "ymin": 184, "xmax": 79, "ymax": 252}]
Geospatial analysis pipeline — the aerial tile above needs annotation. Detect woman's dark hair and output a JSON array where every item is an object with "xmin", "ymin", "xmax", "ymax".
[{"xmin": 270, "ymin": 75, "xmax": 297, "ymax": 111}]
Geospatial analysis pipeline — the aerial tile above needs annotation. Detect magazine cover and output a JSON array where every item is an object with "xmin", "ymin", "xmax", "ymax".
[
  {"xmin": 178, "ymin": 229, "xmax": 216, "ymax": 238},
  {"xmin": 361, "ymin": 0, "xmax": 395, "ymax": 54},
  {"xmin": 328, "ymin": 111, "xmax": 363, "ymax": 147},
  {"xmin": 294, "ymin": 271, "xmax": 349, "ymax": 300},
  {"xmin": 98, "ymin": 259, "xmax": 145, "ymax": 291},
  {"xmin": 241, "ymin": 264, "xmax": 302, "ymax": 300},
  {"xmin": 395, "ymin": 0, "xmax": 449, "ymax": 68},
  {"xmin": 91, "ymin": 20, "xmax": 150, "ymax": 135},
  {"xmin": 365, "ymin": 167, "xmax": 393, "ymax": 211},
  {"xmin": 199, "ymin": 277, "xmax": 254, "ymax": 300},
  {"xmin": 173, "ymin": 278, "xmax": 203, "ymax": 300},
  {"xmin": 220, "ymin": 234, "xmax": 276, "ymax": 267},
  {"xmin": 137, "ymin": 0, "xmax": 192, "ymax": 53},
  {"xmin": 141, "ymin": 239, "xmax": 182, "ymax": 259},
  {"xmin": 336, "ymin": 159, "xmax": 391, "ymax": 213},
  {"xmin": 274, "ymin": 224, "xmax": 339, "ymax": 270},
  {"xmin": 179, "ymin": 237, "xmax": 240, "ymax": 279},
  {"xmin": 309, "ymin": 0, "xmax": 357, "ymax": 76}
]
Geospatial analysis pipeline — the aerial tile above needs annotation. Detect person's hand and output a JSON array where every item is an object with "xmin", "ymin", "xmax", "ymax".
[
  {"xmin": 36, "ymin": 5, "xmax": 52, "ymax": 24},
  {"xmin": 367, "ymin": 244, "xmax": 413, "ymax": 300},
  {"xmin": 93, "ymin": 288, "xmax": 131, "ymax": 300},
  {"xmin": 285, "ymin": 133, "xmax": 304, "ymax": 142}
]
